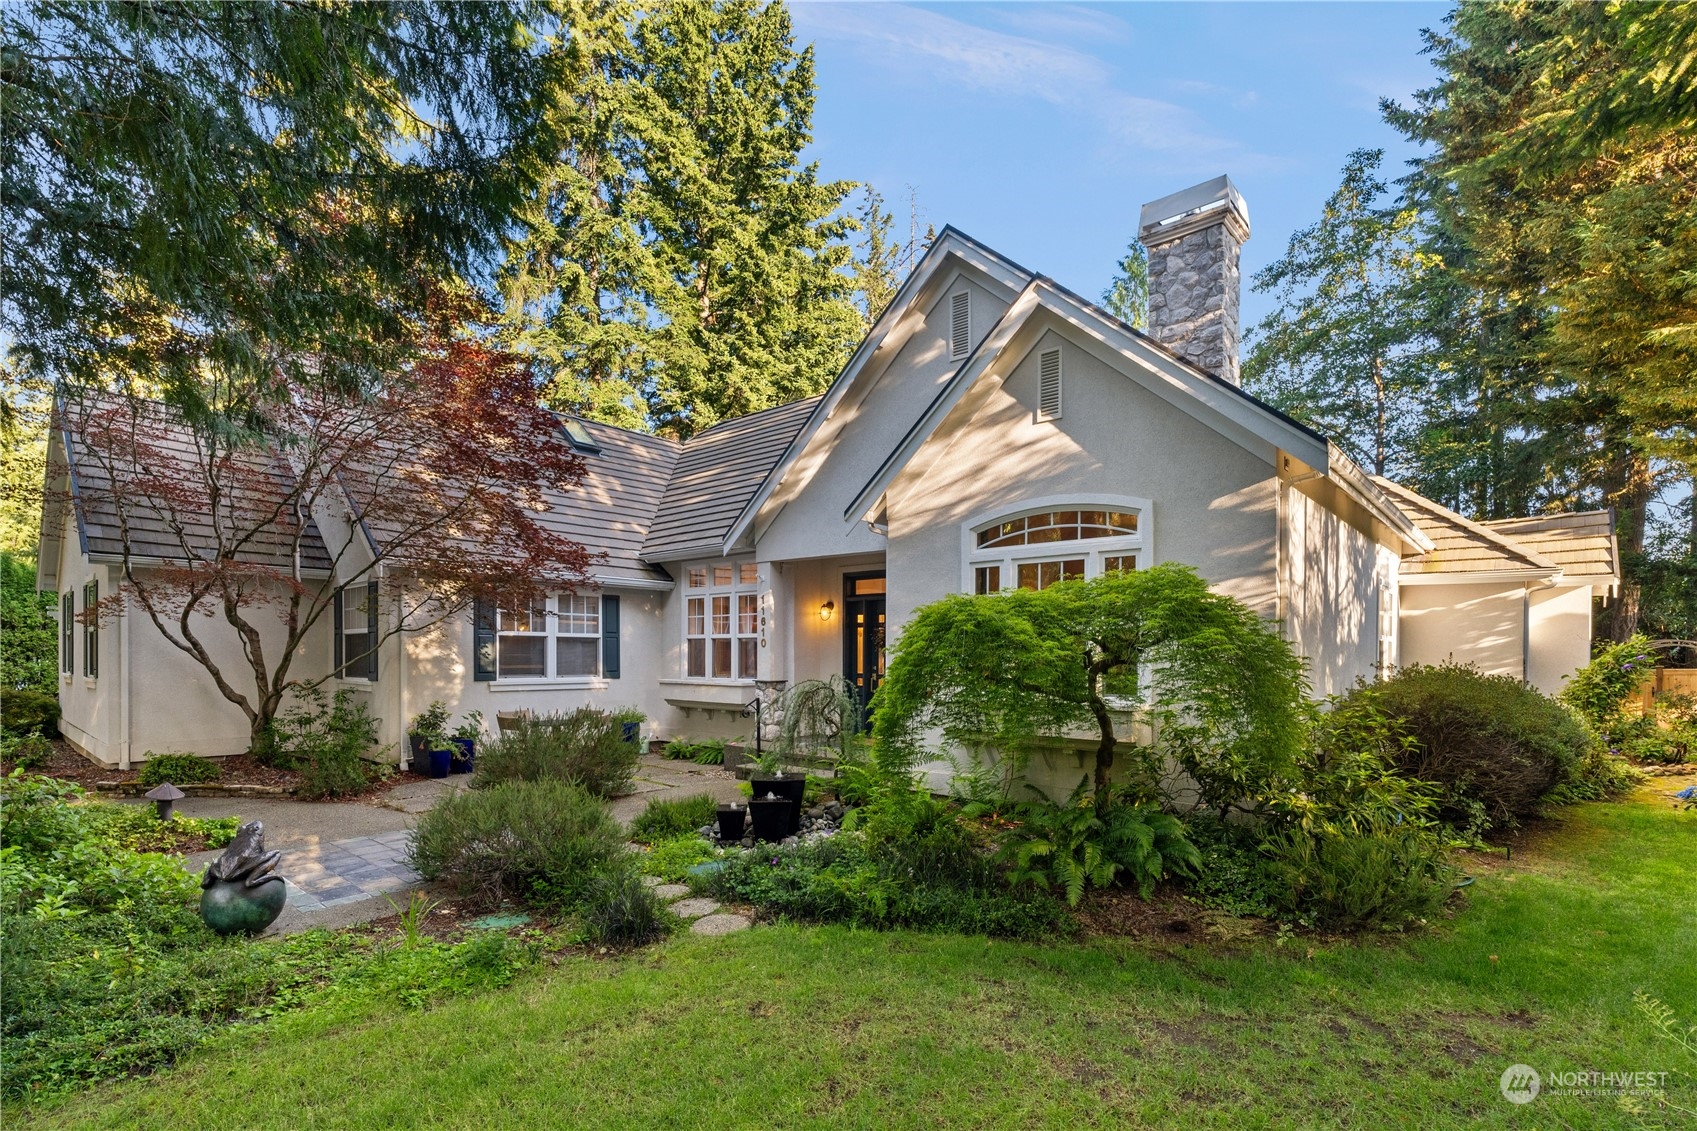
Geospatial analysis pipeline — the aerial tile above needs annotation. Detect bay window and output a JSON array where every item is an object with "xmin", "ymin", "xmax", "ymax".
[{"xmin": 685, "ymin": 560, "xmax": 758, "ymax": 680}]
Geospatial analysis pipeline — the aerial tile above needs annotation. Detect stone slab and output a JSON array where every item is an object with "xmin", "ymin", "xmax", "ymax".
[
  {"xmin": 668, "ymin": 898, "xmax": 720, "ymax": 919},
  {"xmin": 652, "ymin": 884, "xmax": 689, "ymax": 900},
  {"xmin": 690, "ymin": 913, "xmax": 751, "ymax": 936}
]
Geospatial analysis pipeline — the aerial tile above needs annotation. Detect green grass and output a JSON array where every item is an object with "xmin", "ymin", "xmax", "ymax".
[{"xmin": 19, "ymin": 792, "xmax": 1697, "ymax": 1129}]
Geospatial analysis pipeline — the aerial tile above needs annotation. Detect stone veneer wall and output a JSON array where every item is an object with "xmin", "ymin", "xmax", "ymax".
[{"xmin": 1144, "ymin": 219, "xmax": 1245, "ymax": 386}]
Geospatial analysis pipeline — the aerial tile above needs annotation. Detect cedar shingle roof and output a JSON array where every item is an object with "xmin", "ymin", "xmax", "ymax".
[
  {"xmin": 1482, "ymin": 511, "xmax": 1617, "ymax": 581},
  {"xmin": 1372, "ymin": 477, "xmax": 1559, "ymax": 576},
  {"xmin": 61, "ymin": 397, "xmax": 334, "ymax": 573},
  {"xmin": 640, "ymin": 396, "xmax": 821, "ymax": 561}
]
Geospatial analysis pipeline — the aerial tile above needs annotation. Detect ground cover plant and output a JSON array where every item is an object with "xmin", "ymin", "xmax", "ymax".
[
  {"xmin": 628, "ymin": 793, "xmax": 718, "ymax": 844},
  {"xmin": 472, "ymin": 707, "xmax": 644, "ymax": 798},
  {"xmin": 24, "ymin": 790, "xmax": 1695, "ymax": 1129}
]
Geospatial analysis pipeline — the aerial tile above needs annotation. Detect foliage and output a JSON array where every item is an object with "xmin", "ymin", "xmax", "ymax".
[
  {"xmin": 775, "ymin": 675, "xmax": 862, "ymax": 763},
  {"xmin": 1242, "ymin": 149, "xmax": 1431, "ymax": 477},
  {"xmin": 472, "ymin": 707, "xmax": 644, "ymax": 799},
  {"xmin": 2, "ymin": 686, "xmax": 60, "ymax": 737},
  {"xmin": 1261, "ymin": 687, "xmax": 1441, "ymax": 837},
  {"xmin": 1259, "ymin": 819, "xmax": 1455, "ymax": 930},
  {"xmin": 1, "ymin": 549, "xmax": 57, "ymax": 693},
  {"xmin": 1545, "ymin": 744, "xmax": 1643, "ymax": 806},
  {"xmin": 579, "ymin": 863, "xmax": 672, "ymax": 948},
  {"xmin": 1100, "ymin": 237, "xmax": 1149, "ymax": 330},
  {"xmin": 661, "ymin": 737, "xmax": 726, "ymax": 765},
  {"xmin": 452, "ymin": 711, "xmax": 486, "ymax": 742},
  {"xmin": 264, "ymin": 688, "xmax": 382, "ymax": 799},
  {"xmin": 628, "ymin": 793, "xmax": 719, "ymax": 845},
  {"xmin": 638, "ymin": 836, "xmax": 722, "ymax": 884},
  {"xmin": 0, "ymin": 378, "xmax": 50, "ymax": 560},
  {"xmin": 993, "ymin": 782, "xmax": 1200, "ymax": 906},
  {"xmin": 1559, "ymin": 635, "xmax": 1656, "ymax": 730},
  {"xmin": 500, "ymin": 0, "xmax": 862, "ymax": 436},
  {"xmin": 136, "ymin": 752, "xmax": 220, "ymax": 787},
  {"xmin": 407, "ymin": 779, "xmax": 625, "ymax": 909},
  {"xmin": 1370, "ymin": 663, "xmax": 1590, "ymax": 827},
  {"xmin": 876, "ymin": 564, "xmax": 1310, "ymax": 814},
  {"xmin": 2, "ymin": 0, "xmax": 550, "ymax": 408},
  {"xmin": 1, "ymin": 729, "xmax": 54, "ymax": 770},
  {"xmin": 409, "ymin": 701, "xmax": 453, "ymax": 743},
  {"xmin": 1176, "ymin": 816, "xmax": 1280, "ymax": 919}
]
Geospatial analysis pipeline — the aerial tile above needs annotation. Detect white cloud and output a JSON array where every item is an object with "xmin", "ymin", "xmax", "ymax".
[{"xmin": 792, "ymin": 2, "xmax": 1260, "ymax": 169}]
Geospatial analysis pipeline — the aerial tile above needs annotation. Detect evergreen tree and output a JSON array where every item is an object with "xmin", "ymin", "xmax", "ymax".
[
  {"xmin": 633, "ymin": 0, "xmax": 860, "ymax": 437},
  {"xmin": 851, "ymin": 186, "xmax": 902, "ymax": 327},
  {"xmin": 1242, "ymin": 151, "xmax": 1429, "ymax": 478},
  {"xmin": 1101, "ymin": 239, "xmax": 1149, "ymax": 331}
]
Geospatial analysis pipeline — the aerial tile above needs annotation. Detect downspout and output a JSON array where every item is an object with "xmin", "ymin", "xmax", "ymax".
[{"xmin": 1522, "ymin": 583, "xmax": 1532, "ymax": 685}]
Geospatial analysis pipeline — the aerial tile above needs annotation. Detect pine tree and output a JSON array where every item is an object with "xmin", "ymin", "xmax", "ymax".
[
  {"xmin": 1101, "ymin": 239, "xmax": 1149, "ymax": 331},
  {"xmin": 851, "ymin": 186, "xmax": 902, "ymax": 327}
]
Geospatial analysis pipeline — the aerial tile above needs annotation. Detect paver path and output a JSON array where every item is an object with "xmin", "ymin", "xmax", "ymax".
[{"xmin": 277, "ymin": 830, "xmax": 419, "ymax": 912}]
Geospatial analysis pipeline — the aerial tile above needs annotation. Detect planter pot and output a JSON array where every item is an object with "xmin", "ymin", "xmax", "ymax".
[
  {"xmin": 408, "ymin": 735, "xmax": 428, "ymax": 766},
  {"xmin": 426, "ymin": 747, "xmax": 452, "ymax": 779},
  {"xmin": 716, "ymin": 804, "xmax": 747, "ymax": 842},
  {"xmin": 200, "ymin": 877, "xmax": 287, "ymax": 935},
  {"xmin": 752, "ymin": 775, "xmax": 805, "ymax": 834},
  {"xmin": 449, "ymin": 737, "xmax": 476, "ymax": 774},
  {"xmin": 748, "ymin": 795, "xmax": 791, "ymax": 843},
  {"xmin": 620, "ymin": 721, "xmax": 641, "ymax": 745}
]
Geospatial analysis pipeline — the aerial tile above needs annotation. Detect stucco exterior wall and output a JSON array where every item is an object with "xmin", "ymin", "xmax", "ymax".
[
  {"xmin": 1527, "ymin": 584, "xmax": 1595, "ymax": 696},
  {"xmin": 1281, "ymin": 479, "xmax": 1401, "ymax": 696},
  {"xmin": 1399, "ymin": 581, "xmax": 1526, "ymax": 678},
  {"xmin": 755, "ymin": 271, "xmax": 1012, "ymax": 563}
]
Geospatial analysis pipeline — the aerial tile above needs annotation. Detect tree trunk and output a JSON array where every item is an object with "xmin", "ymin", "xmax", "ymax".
[
  {"xmin": 1602, "ymin": 444, "xmax": 1653, "ymax": 642},
  {"xmin": 1085, "ymin": 655, "xmax": 1116, "ymax": 813}
]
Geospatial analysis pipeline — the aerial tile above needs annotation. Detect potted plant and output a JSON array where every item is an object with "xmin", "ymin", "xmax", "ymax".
[
  {"xmin": 408, "ymin": 701, "xmax": 450, "ymax": 773},
  {"xmin": 449, "ymin": 711, "xmax": 483, "ymax": 774},
  {"xmin": 746, "ymin": 745, "xmax": 804, "ymax": 835}
]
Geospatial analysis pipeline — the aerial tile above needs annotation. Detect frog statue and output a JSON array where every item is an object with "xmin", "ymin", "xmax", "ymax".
[{"xmin": 199, "ymin": 820, "xmax": 287, "ymax": 935}]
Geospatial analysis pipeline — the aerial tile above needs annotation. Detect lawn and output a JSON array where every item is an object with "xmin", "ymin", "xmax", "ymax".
[{"xmin": 19, "ymin": 789, "xmax": 1696, "ymax": 1129}]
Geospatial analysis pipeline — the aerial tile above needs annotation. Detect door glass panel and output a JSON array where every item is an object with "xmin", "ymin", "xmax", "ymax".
[{"xmin": 851, "ymin": 576, "xmax": 886, "ymax": 596}]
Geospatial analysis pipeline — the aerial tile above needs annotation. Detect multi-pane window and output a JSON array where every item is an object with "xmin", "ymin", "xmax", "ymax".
[
  {"xmin": 338, "ymin": 584, "xmax": 376, "ymax": 680},
  {"xmin": 970, "ymin": 505, "xmax": 1143, "ymax": 594},
  {"xmin": 81, "ymin": 581, "xmax": 98, "ymax": 678},
  {"xmin": 685, "ymin": 560, "xmax": 759, "ymax": 680},
  {"xmin": 495, "ymin": 594, "xmax": 600, "ymax": 680},
  {"xmin": 60, "ymin": 592, "xmax": 74, "ymax": 674}
]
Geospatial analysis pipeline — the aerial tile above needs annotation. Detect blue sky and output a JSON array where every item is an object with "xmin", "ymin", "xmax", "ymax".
[{"xmin": 792, "ymin": 1, "xmax": 1448, "ymax": 328}]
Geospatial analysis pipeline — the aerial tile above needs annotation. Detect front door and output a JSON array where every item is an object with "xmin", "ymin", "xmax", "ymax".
[{"xmin": 842, "ymin": 572, "xmax": 886, "ymax": 729}]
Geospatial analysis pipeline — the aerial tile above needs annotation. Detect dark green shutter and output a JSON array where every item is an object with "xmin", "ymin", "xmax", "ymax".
[
  {"xmin": 366, "ymin": 580, "xmax": 379, "ymax": 681},
  {"xmin": 333, "ymin": 585, "xmax": 344, "ymax": 675},
  {"xmin": 473, "ymin": 598, "xmax": 497, "ymax": 681},
  {"xmin": 602, "ymin": 595, "xmax": 620, "ymax": 679}
]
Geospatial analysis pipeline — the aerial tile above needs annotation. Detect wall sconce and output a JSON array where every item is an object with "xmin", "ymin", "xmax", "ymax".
[{"xmin": 819, "ymin": 600, "xmax": 835, "ymax": 622}]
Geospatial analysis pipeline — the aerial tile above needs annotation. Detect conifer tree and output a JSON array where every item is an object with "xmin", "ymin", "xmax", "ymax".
[{"xmin": 1101, "ymin": 239, "xmax": 1149, "ymax": 331}]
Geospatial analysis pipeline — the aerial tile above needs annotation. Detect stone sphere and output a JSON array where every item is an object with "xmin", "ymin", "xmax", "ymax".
[{"xmin": 200, "ymin": 877, "xmax": 287, "ymax": 935}]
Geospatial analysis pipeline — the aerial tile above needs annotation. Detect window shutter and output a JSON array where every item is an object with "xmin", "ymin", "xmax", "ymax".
[
  {"xmin": 602, "ymin": 595, "xmax": 620, "ymax": 679},
  {"xmin": 1038, "ymin": 348, "xmax": 1063, "ymax": 420},
  {"xmin": 366, "ymin": 580, "xmax": 380, "ymax": 681},
  {"xmin": 949, "ymin": 291, "xmax": 970, "ymax": 359},
  {"xmin": 473, "ymin": 598, "xmax": 497, "ymax": 681},
  {"xmin": 333, "ymin": 585, "xmax": 344, "ymax": 675}
]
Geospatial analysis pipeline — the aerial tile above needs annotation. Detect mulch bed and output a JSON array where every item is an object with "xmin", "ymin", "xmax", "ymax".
[
  {"xmin": 2, "ymin": 739, "xmax": 435, "ymax": 803},
  {"xmin": 1073, "ymin": 884, "xmax": 1274, "ymax": 946}
]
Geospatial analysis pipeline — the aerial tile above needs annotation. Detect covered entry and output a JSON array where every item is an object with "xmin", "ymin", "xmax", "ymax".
[{"xmin": 841, "ymin": 572, "xmax": 886, "ymax": 725}]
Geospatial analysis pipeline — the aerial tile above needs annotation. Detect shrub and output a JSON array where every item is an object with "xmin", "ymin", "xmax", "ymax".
[
  {"xmin": 1260, "ymin": 820, "xmax": 1455, "ymax": 930},
  {"xmin": 1264, "ymin": 688, "xmax": 1442, "ymax": 834},
  {"xmin": 1, "ymin": 730, "xmax": 53, "ymax": 770},
  {"xmin": 628, "ymin": 793, "xmax": 718, "ymax": 844},
  {"xmin": 639, "ymin": 836, "xmax": 721, "ymax": 882},
  {"xmin": 1369, "ymin": 663, "xmax": 1590, "ymax": 826},
  {"xmin": 1546, "ymin": 745, "xmax": 1644, "ymax": 804},
  {"xmin": 1559, "ymin": 635, "xmax": 1656, "ymax": 729},
  {"xmin": 1177, "ymin": 816, "xmax": 1280, "ymax": 918},
  {"xmin": 580, "ymin": 863, "xmax": 671, "ymax": 946},
  {"xmin": 266, "ymin": 689, "xmax": 382, "ymax": 798},
  {"xmin": 2, "ymin": 687, "xmax": 60, "ymax": 738},
  {"xmin": 137, "ymin": 752, "xmax": 221, "ymax": 786},
  {"xmin": 407, "ymin": 778, "xmax": 625, "ymax": 909},
  {"xmin": 473, "ymin": 707, "xmax": 644, "ymax": 799},
  {"xmin": 994, "ymin": 783, "xmax": 1200, "ymax": 905}
]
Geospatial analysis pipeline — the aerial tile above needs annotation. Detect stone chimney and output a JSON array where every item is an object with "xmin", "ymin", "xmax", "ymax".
[{"xmin": 1138, "ymin": 175, "xmax": 1251, "ymax": 386}]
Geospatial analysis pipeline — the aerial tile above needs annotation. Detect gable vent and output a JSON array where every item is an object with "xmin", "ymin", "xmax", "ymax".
[
  {"xmin": 949, "ymin": 291, "xmax": 970, "ymax": 359},
  {"xmin": 1038, "ymin": 348, "xmax": 1062, "ymax": 420}
]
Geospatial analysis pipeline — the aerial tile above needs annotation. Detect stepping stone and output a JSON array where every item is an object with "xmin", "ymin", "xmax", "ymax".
[
  {"xmin": 690, "ymin": 913, "xmax": 751, "ymax": 936},
  {"xmin": 640, "ymin": 875, "xmax": 662, "ymax": 888},
  {"xmin": 652, "ymin": 884, "xmax": 689, "ymax": 900},
  {"xmin": 668, "ymin": 897, "xmax": 720, "ymax": 919}
]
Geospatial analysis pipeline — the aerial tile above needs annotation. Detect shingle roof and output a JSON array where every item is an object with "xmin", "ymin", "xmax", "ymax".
[
  {"xmin": 1372, "ymin": 477, "xmax": 1559, "ymax": 576},
  {"xmin": 640, "ymin": 396, "xmax": 821, "ymax": 561},
  {"xmin": 1483, "ymin": 511, "xmax": 1617, "ymax": 581},
  {"xmin": 60, "ymin": 396, "xmax": 334, "ymax": 573},
  {"xmin": 537, "ymin": 416, "xmax": 677, "ymax": 586}
]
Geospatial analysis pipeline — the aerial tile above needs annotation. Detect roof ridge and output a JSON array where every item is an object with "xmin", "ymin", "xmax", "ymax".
[
  {"xmin": 681, "ymin": 394, "xmax": 823, "ymax": 445},
  {"xmin": 1371, "ymin": 476, "xmax": 1560, "ymax": 571}
]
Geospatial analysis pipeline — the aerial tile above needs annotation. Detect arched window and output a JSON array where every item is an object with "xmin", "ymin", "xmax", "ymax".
[{"xmin": 963, "ymin": 497, "xmax": 1149, "ymax": 593}]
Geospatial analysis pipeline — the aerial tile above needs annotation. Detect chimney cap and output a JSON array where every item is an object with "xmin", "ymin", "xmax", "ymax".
[{"xmin": 1139, "ymin": 175, "xmax": 1250, "ymax": 242}]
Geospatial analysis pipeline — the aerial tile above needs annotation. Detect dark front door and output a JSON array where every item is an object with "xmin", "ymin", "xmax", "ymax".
[{"xmin": 842, "ymin": 572, "xmax": 886, "ymax": 729}]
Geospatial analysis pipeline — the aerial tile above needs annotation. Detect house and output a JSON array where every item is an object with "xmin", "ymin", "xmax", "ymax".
[{"xmin": 38, "ymin": 175, "xmax": 1618, "ymax": 772}]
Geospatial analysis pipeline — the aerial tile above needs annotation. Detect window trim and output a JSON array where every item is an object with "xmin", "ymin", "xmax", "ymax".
[
  {"xmin": 492, "ymin": 592, "xmax": 603, "ymax": 683},
  {"xmin": 81, "ymin": 580, "xmax": 98, "ymax": 679},
  {"xmin": 60, "ymin": 592, "xmax": 74, "ymax": 676},
  {"xmin": 960, "ymin": 495, "xmax": 1151, "ymax": 594},
  {"xmin": 682, "ymin": 559, "xmax": 760, "ymax": 683}
]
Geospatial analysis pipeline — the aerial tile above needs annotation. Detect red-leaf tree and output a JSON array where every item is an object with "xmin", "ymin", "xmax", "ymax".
[{"xmin": 54, "ymin": 310, "xmax": 594, "ymax": 751}]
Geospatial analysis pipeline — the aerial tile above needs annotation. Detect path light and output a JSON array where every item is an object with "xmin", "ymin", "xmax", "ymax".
[
  {"xmin": 145, "ymin": 781, "xmax": 184, "ymax": 821},
  {"xmin": 819, "ymin": 600, "xmax": 835, "ymax": 622}
]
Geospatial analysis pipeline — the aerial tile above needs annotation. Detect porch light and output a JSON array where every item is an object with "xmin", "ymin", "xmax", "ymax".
[{"xmin": 819, "ymin": 600, "xmax": 835, "ymax": 622}]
